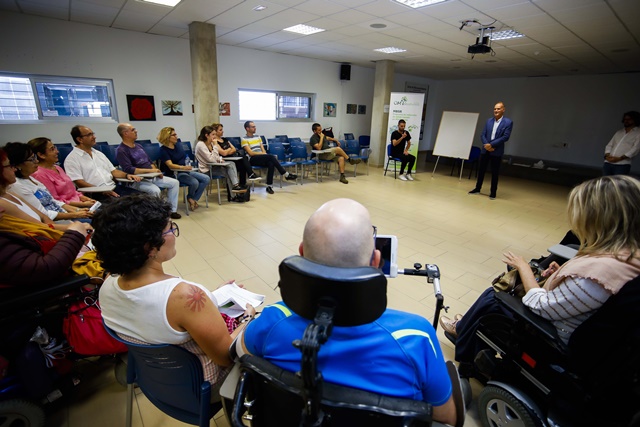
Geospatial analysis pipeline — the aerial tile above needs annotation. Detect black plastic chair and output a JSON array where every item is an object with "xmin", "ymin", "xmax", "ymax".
[{"xmin": 103, "ymin": 325, "xmax": 222, "ymax": 427}]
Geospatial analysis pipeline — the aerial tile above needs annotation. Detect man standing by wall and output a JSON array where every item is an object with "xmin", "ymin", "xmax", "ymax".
[
  {"xmin": 603, "ymin": 111, "xmax": 640, "ymax": 176},
  {"xmin": 469, "ymin": 102, "xmax": 513, "ymax": 200}
]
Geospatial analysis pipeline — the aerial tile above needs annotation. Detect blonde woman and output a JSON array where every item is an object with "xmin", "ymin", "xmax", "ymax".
[
  {"xmin": 157, "ymin": 127, "xmax": 210, "ymax": 211},
  {"xmin": 443, "ymin": 175, "xmax": 640, "ymax": 366}
]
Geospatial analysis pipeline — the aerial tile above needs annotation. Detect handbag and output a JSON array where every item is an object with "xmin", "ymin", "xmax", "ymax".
[
  {"xmin": 492, "ymin": 263, "xmax": 546, "ymax": 298},
  {"xmin": 62, "ymin": 296, "xmax": 127, "ymax": 356}
]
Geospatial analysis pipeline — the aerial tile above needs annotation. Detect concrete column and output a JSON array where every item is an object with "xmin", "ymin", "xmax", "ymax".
[
  {"xmin": 369, "ymin": 60, "xmax": 394, "ymax": 166},
  {"xmin": 189, "ymin": 22, "xmax": 218, "ymax": 133}
]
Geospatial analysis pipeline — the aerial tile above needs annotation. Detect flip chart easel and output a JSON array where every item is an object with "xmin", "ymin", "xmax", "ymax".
[{"xmin": 431, "ymin": 111, "xmax": 479, "ymax": 180}]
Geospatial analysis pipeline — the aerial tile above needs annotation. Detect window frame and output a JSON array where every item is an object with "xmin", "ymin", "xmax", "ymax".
[
  {"xmin": 0, "ymin": 72, "xmax": 119, "ymax": 124},
  {"xmin": 238, "ymin": 88, "xmax": 315, "ymax": 122}
]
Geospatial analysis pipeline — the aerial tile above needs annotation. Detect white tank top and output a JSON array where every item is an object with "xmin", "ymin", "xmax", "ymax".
[
  {"xmin": 99, "ymin": 275, "xmax": 214, "ymax": 344},
  {"xmin": 1, "ymin": 195, "xmax": 40, "ymax": 221}
]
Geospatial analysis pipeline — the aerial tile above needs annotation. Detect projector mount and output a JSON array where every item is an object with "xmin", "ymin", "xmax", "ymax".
[{"xmin": 460, "ymin": 19, "xmax": 498, "ymax": 58}]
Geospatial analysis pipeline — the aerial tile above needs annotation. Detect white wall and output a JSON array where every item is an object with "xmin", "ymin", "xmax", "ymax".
[
  {"xmin": 425, "ymin": 74, "xmax": 640, "ymax": 172},
  {"xmin": 0, "ymin": 12, "xmax": 375, "ymax": 145},
  {"xmin": 2, "ymin": 11, "xmax": 639, "ymax": 173}
]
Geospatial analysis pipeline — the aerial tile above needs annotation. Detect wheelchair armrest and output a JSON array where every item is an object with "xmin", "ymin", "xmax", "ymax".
[
  {"xmin": 494, "ymin": 291, "xmax": 559, "ymax": 342},
  {"xmin": 0, "ymin": 274, "xmax": 90, "ymax": 317}
]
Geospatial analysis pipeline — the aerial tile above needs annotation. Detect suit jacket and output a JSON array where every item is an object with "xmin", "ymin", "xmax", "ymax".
[{"xmin": 480, "ymin": 116, "xmax": 513, "ymax": 157}]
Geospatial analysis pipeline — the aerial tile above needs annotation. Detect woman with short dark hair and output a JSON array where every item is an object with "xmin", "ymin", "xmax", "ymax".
[{"xmin": 94, "ymin": 194, "xmax": 255, "ymax": 393}]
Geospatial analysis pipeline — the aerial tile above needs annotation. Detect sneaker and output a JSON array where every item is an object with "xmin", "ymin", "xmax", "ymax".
[
  {"xmin": 248, "ymin": 173, "xmax": 262, "ymax": 181},
  {"xmin": 468, "ymin": 188, "xmax": 480, "ymax": 194},
  {"xmin": 266, "ymin": 186, "xmax": 274, "ymax": 194},
  {"xmin": 348, "ymin": 157, "xmax": 362, "ymax": 165},
  {"xmin": 439, "ymin": 315, "xmax": 463, "ymax": 338},
  {"xmin": 231, "ymin": 184, "xmax": 247, "ymax": 193},
  {"xmin": 406, "ymin": 173, "xmax": 414, "ymax": 181},
  {"xmin": 399, "ymin": 174, "xmax": 408, "ymax": 181},
  {"xmin": 285, "ymin": 173, "xmax": 297, "ymax": 181},
  {"xmin": 339, "ymin": 175, "xmax": 349, "ymax": 184},
  {"xmin": 230, "ymin": 195, "xmax": 245, "ymax": 203},
  {"xmin": 170, "ymin": 212, "xmax": 182, "ymax": 219},
  {"xmin": 489, "ymin": 193, "xmax": 496, "ymax": 200}
]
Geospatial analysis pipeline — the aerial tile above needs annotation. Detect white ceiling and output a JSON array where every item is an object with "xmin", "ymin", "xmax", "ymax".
[{"xmin": 2, "ymin": 0, "xmax": 639, "ymax": 79}]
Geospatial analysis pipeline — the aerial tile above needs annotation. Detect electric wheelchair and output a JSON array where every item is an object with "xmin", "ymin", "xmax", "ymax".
[
  {"xmin": 468, "ymin": 273, "xmax": 640, "ymax": 427},
  {"xmin": 221, "ymin": 255, "xmax": 468, "ymax": 427}
]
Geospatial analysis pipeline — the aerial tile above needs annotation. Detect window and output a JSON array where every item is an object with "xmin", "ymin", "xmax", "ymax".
[
  {"xmin": 238, "ymin": 89, "xmax": 314, "ymax": 122},
  {"xmin": 0, "ymin": 72, "xmax": 118, "ymax": 123}
]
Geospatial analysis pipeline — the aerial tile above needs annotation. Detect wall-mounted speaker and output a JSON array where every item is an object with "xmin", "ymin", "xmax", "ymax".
[{"xmin": 340, "ymin": 64, "xmax": 351, "ymax": 81}]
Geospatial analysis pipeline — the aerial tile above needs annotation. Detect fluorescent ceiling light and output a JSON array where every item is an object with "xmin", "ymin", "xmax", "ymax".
[
  {"xmin": 283, "ymin": 24, "xmax": 325, "ymax": 35},
  {"xmin": 374, "ymin": 47, "xmax": 407, "ymax": 54},
  {"xmin": 491, "ymin": 29, "xmax": 525, "ymax": 40},
  {"xmin": 137, "ymin": 0, "xmax": 181, "ymax": 6},
  {"xmin": 393, "ymin": 0, "xmax": 447, "ymax": 8},
  {"xmin": 253, "ymin": 5, "xmax": 267, "ymax": 11}
]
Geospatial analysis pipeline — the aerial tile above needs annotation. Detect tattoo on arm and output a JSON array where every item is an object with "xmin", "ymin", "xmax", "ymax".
[{"xmin": 185, "ymin": 285, "xmax": 207, "ymax": 312}]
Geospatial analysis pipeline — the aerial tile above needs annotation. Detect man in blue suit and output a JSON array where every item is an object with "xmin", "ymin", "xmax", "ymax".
[{"xmin": 469, "ymin": 102, "xmax": 513, "ymax": 199}]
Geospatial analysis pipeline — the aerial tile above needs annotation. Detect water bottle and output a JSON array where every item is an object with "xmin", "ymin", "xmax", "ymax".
[{"xmin": 185, "ymin": 154, "xmax": 191, "ymax": 167}]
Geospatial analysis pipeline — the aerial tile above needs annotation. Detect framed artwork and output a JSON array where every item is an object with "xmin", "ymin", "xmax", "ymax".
[
  {"xmin": 358, "ymin": 105, "xmax": 366, "ymax": 115},
  {"xmin": 219, "ymin": 102, "xmax": 230, "ymax": 116},
  {"xmin": 126, "ymin": 95, "xmax": 156, "ymax": 121},
  {"xmin": 346, "ymin": 104, "xmax": 357, "ymax": 114},
  {"xmin": 323, "ymin": 103, "xmax": 336, "ymax": 117},
  {"xmin": 162, "ymin": 100, "xmax": 183, "ymax": 116}
]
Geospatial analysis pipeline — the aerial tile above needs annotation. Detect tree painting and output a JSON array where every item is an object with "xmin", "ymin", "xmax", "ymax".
[{"xmin": 162, "ymin": 100, "xmax": 183, "ymax": 116}]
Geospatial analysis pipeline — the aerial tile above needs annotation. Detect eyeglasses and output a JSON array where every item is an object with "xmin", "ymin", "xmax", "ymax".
[
  {"xmin": 162, "ymin": 221, "xmax": 180, "ymax": 238},
  {"xmin": 46, "ymin": 145, "xmax": 58, "ymax": 152},
  {"xmin": 24, "ymin": 154, "xmax": 38, "ymax": 163},
  {"xmin": 81, "ymin": 132, "xmax": 95, "ymax": 138},
  {"xmin": 170, "ymin": 133, "xmax": 178, "ymax": 137},
  {"xmin": 372, "ymin": 225, "xmax": 377, "ymax": 241}
]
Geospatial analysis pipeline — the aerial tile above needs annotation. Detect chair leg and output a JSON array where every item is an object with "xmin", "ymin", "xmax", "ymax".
[
  {"xmin": 216, "ymin": 179, "xmax": 221, "ymax": 205},
  {"xmin": 384, "ymin": 159, "xmax": 389, "ymax": 176},
  {"xmin": 126, "ymin": 383, "xmax": 134, "ymax": 427},
  {"xmin": 182, "ymin": 187, "xmax": 190, "ymax": 216}
]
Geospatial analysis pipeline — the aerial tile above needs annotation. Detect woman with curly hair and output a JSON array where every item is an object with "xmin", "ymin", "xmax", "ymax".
[{"xmin": 94, "ymin": 194, "xmax": 255, "ymax": 395}]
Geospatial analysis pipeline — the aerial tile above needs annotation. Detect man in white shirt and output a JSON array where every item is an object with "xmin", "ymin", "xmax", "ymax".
[
  {"xmin": 603, "ymin": 111, "xmax": 640, "ymax": 176},
  {"xmin": 64, "ymin": 125, "xmax": 143, "ymax": 199}
]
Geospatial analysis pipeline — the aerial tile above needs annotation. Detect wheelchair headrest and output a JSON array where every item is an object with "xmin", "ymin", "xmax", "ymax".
[{"xmin": 278, "ymin": 256, "xmax": 387, "ymax": 327}]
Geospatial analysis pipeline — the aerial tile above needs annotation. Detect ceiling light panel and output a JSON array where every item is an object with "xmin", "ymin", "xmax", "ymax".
[
  {"xmin": 491, "ymin": 29, "xmax": 526, "ymax": 40},
  {"xmin": 374, "ymin": 47, "xmax": 407, "ymax": 53},
  {"xmin": 283, "ymin": 24, "xmax": 325, "ymax": 35},
  {"xmin": 393, "ymin": 0, "xmax": 448, "ymax": 9},
  {"xmin": 136, "ymin": 0, "xmax": 181, "ymax": 7}
]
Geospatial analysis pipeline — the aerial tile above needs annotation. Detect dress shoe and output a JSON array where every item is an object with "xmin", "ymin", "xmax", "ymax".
[
  {"xmin": 468, "ymin": 188, "xmax": 480, "ymax": 194},
  {"xmin": 439, "ymin": 314, "xmax": 463, "ymax": 338}
]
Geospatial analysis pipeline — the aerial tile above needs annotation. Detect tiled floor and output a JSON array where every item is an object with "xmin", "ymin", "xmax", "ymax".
[{"xmin": 48, "ymin": 157, "xmax": 571, "ymax": 426}]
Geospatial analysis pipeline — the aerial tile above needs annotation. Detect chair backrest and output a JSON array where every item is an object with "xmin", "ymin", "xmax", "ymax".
[
  {"xmin": 142, "ymin": 143, "xmax": 161, "ymax": 163},
  {"xmin": 56, "ymin": 145, "xmax": 74, "ymax": 167},
  {"xmin": 289, "ymin": 144, "xmax": 310, "ymax": 161},
  {"xmin": 95, "ymin": 141, "xmax": 109, "ymax": 147},
  {"xmin": 274, "ymin": 135, "xmax": 288, "ymax": 143},
  {"xmin": 226, "ymin": 137, "xmax": 242, "ymax": 150},
  {"xmin": 98, "ymin": 144, "xmax": 119, "ymax": 167},
  {"xmin": 344, "ymin": 133, "xmax": 355, "ymax": 140},
  {"xmin": 343, "ymin": 139, "xmax": 360, "ymax": 156},
  {"xmin": 468, "ymin": 146, "xmax": 481, "ymax": 161},
  {"xmin": 359, "ymin": 135, "xmax": 370, "ymax": 147},
  {"xmin": 179, "ymin": 140, "xmax": 193, "ymax": 153},
  {"xmin": 103, "ymin": 324, "xmax": 219, "ymax": 427},
  {"xmin": 230, "ymin": 354, "xmax": 432, "ymax": 427},
  {"xmin": 288, "ymin": 137, "xmax": 302, "ymax": 146},
  {"xmin": 387, "ymin": 144, "xmax": 393, "ymax": 158},
  {"xmin": 267, "ymin": 144, "xmax": 287, "ymax": 162},
  {"xmin": 135, "ymin": 139, "xmax": 152, "ymax": 145}
]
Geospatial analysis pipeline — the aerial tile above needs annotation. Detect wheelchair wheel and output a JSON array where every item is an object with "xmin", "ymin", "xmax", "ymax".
[
  {"xmin": 478, "ymin": 386, "xmax": 541, "ymax": 427},
  {"xmin": 0, "ymin": 399, "xmax": 45, "ymax": 427}
]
